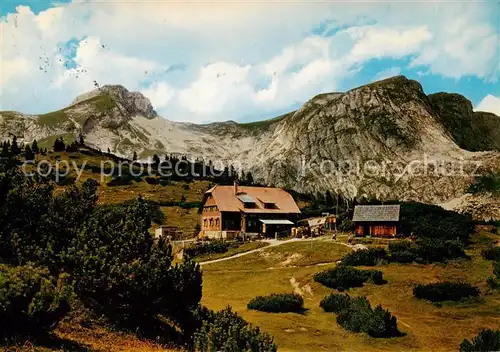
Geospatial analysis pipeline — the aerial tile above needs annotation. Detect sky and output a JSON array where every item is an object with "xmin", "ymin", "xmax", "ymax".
[{"xmin": 1, "ymin": 0, "xmax": 499, "ymax": 124}]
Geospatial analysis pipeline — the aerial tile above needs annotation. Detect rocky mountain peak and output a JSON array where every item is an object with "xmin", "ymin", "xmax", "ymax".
[
  {"xmin": 71, "ymin": 84, "xmax": 158, "ymax": 119},
  {"xmin": 2, "ymin": 75, "xmax": 500, "ymax": 220}
]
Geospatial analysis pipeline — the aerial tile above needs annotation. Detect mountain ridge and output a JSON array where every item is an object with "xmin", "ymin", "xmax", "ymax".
[{"xmin": 1, "ymin": 75, "xmax": 500, "ymax": 218}]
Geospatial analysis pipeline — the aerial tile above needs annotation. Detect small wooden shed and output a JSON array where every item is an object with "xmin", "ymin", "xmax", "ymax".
[{"xmin": 352, "ymin": 205, "xmax": 400, "ymax": 237}]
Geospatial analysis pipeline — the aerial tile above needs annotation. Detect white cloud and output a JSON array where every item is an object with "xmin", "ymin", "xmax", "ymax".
[
  {"xmin": 141, "ymin": 82, "xmax": 175, "ymax": 110},
  {"xmin": 372, "ymin": 67, "xmax": 402, "ymax": 82},
  {"xmin": 409, "ymin": 6, "xmax": 498, "ymax": 80},
  {"xmin": 289, "ymin": 60, "xmax": 335, "ymax": 90},
  {"xmin": 1, "ymin": 58, "xmax": 31, "ymax": 86},
  {"xmin": 475, "ymin": 95, "xmax": 500, "ymax": 116},
  {"xmin": 178, "ymin": 62, "xmax": 253, "ymax": 116},
  {"xmin": 1, "ymin": 1, "xmax": 498, "ymax": 121},
  {"xmin": 54, "ymin": 36, "xmax": 166, "ymax": 94},
  {"xmin": 346, "ymin": 26, "xmax": 432, "ymax": 63}
]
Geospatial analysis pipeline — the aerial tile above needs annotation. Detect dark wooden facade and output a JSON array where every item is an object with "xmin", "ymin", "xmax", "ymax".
[
  {"xmin": 354, "ymin": 222, "xmax": 397, "ymax": 237},
  {"xmin": 199, "ymin": 185, "xmax": 301, "ymax": 238},
  {"xmin": 352, "ymin": 205, "xmax": 400, "ymax": 238}
]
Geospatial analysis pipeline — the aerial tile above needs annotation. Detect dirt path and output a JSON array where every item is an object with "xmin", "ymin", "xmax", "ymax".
[
  {"xmin": 199, "ymin": 238, "xmax": 302, "ymax": 266},
  {"xmin": 199, "ymin": 236, "xmax": 363, "ymax": 266}
]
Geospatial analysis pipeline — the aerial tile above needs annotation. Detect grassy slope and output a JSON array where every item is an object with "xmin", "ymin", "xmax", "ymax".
[
  {"xmin": 31, "ymin": 150, "xmax": 210, "ymax": 235},
  {"xmin": 202, "ymin": 229, "xmax": 500, "ymax": 352},
  {"xmin": 8, "ymin": 150, "xmax": 209, "ymax": 351},
  {"xmin": 38, "ymin": 133, "xmax": 77, "ymax": 149},
  {"xmin": 36, "ymin": 94, "xmax": 117, "ymax": 128},
  {"xmin": 194, "ymin": 241, "xmax": 271, "ymax": 262},
  {"xmin": 7, "ymin": 319, "xmax": 173, "ymax": 352},
  {"xmin": 237, "ymin": 111, "xmax": 295, "ymax": 131}
]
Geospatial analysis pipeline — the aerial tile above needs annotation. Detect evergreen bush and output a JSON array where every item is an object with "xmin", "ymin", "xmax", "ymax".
[
  {"xmin": 313, "ymin": 266, "xmax": 385, "ymax": 290},
  {"xmin": 184, "ymin": 241, "xmax": 230, "ymax": 258},
  {"xmin": 460, "ymin": 329, "xmax": 500, "ymax": 352},
  {"xmin": 320, "ymin": 293, "xmax": 401, "ymax": 338},
  {"xmin": 247, "ymin": 293, "xmax": 304, "ymax": 313},
  {"xmin": 320, "ymin": 293, "xmax": 351, "ymax": 313},
  {"xmin": 194, "ymin": 306, "xmax": 277, "ymax": 351},
  {"xmin": 481, "ymin": 246, "xmax": 500, "ymax": 261},
  {"xmin": 341, "ymin": 248, "xmax": 388, "ymax": 266},
  {"xmin": 0, "ymin": 264, "xmax": 73, "ymax": 338},
  {"xmin": 413, "ymin": 281, "xmax": 479, "ymax": 302}
]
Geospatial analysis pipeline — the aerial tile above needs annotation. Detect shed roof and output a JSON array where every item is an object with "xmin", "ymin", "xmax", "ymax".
[
  {"xmin": 352, "ymin": 205, "xmax": 400, "ymax": 222},
  {"xmin": 307, "ymin": 217, "xmax": 327, "ymax": 227},
  {"xmin": 202, "ymin": 185, "xmax": 301, "ymax": 214},
  {"xmin": 260, "ymin": 219, "xmax": 294, "ymax": 225}
]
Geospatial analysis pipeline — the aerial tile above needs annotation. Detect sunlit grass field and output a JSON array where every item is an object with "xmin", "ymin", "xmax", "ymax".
[{"xmin": 202, "ymin": 229, "xmax": 500, "ymax": 351}]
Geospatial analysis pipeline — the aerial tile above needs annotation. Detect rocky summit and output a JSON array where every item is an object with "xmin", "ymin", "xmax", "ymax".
[{"xmin": 1, "ymin": 75, "xmax": 499, "ymax": 218}]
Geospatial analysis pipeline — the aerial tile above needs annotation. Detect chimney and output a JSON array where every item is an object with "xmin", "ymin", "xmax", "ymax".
[{"xmin": 234, "ymin": 181, "xmax": 238, "ymax": 195}]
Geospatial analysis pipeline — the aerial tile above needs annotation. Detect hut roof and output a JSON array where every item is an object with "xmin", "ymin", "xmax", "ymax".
[
  {"xmin": 202, "ymin": 185, "xmax": 301, "ymax": 214},
  {"xmin": 352, "ymin": 205, "xmax": 400, "ymax": 222}
]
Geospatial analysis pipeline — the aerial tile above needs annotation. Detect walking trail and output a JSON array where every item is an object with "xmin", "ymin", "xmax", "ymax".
[{"xmin": 199, "ymin": 236, "xmax": 366, "ymax": 266}]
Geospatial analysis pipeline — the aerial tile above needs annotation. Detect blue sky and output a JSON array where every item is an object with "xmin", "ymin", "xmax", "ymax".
[{"xmin": 1, "ymin": 0, "xmax": 499, "ymax": 123}]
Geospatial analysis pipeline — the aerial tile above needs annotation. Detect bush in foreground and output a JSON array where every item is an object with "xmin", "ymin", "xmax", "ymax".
[
  {"xmin": 247, "ymin": 293, "xmax": 304, "ymax": 313},
  {"xmin": 481, "ymin": 246, "xmax": 500, "ymax": 261},
  {"xmin": 0, "ymin": 264, "xmax": 73, "ymax": 339},
  {"xmin": 460, "ymin": 329, "xmax": 500, "ymax": 352},
  {"xmin": 388, "ymin": 239, "xmax": 467, "ymax": 264},
  {"xmin": 341, "ymin": 248, "xmax": 388, "ymax": 266},
  {"xmin": 68, "ymin": 200, "xmax": 203, "ymax": 335},
  {"xmin": 314, "ymin": 266, "xmax": 385, "ymax": 290},
  {"xmin": 413, "ymin": 281, "xmax": 479, "ymax": 302},
  {"xmin": 194, "ymin": 306, "xmax": 277, "ymax": 351},
  {"xmin": 486, "ymin": 260, "xmax": 500, "ymax": 291},
  {"xmin": 184, "ymin": 240, "xmax": 230, "ymax": 258},
  {"xmin": 320, "ymin": 293, "xmax": 401, "ymax": 338},
  {"xmin": 399, "ymin": 202, "xmax": 474, "ymax": 244},
  {"xmin": 319, "ymin": 293, "xmax": 351, "ymax": 313}
]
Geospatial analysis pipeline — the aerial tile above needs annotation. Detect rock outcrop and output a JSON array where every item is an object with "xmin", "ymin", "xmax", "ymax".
[{"xmin": 1, "ymin": 76, "xmax": 500, "ymax": 218}]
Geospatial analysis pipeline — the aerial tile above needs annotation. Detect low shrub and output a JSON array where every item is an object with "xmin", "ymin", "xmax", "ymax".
[
  {"xmin": 399, "ymin": 202, "xmax": 474, "ymax": 244},
  {"xmin": 106, "ymin": 176, "xmax": 132, "ymax": 186},
  {"xmin": 194, "ymin": 306, "xmax": 277, "ymax": 351},
  {"xmin": 481, "ymin": 246, "xmax": 500, "ymax": 261},
  {"xmin": 320, "ymin": 293, "xmax": 351, "ymax": 313},
  {"xmin": 337, "ymin": 297, "xmax": 400, "ymax": 338},
  {"xmin": 486, "ymin": 260, "xmax": 500, "ymax": 290},
  {"xmin": 460, "ymin": 328, "xmax": 500, "ymax": 352},
  {"xmin": 313, "ymin": 266, "xmax": 385, "ymax": 290},
  {"xmin": 415, "ymin": 238, "xmax": 466, "ymax": 263},
  {"xmin": 413, "ymin": 281, "xmax": 479, "ymax": 302},
  {"xmin": 184, "ymin": 240, "xmax": 230, "ymax": 258},
  {"xmin": 145, "ymin": 177, "xmax": 159, "ymax": 185},
  {"xmin": 0, "ymin": 264, "xmax": 73, "ymax": 339},
  {"xmin": 388, "ymin": 239, "xmax": 466, "ymax": 264},
  {"xmin": 339, "ymin": 219, "xmax": 356, "ymax": 232},
  {"xmin": 341, "ymin": 248, "xmax": 388, "ymax": 266},
  {"xmin": 320, "ymin": 293, "xmax": 401, "ymax": 338},
  {"xmin": 468, "ymin": 173, "xmax": 500, "ymax": 195},
  {"xmin": 248, "ymin": 293, "xmax": 304, "ymax": 313},
  {"xmin": 487, "ymin": 277, "xmax": 500, "ymax": 290},
  {"xmin": 494, "ymin": 260, "xmax": 500, "ymax": 278}
]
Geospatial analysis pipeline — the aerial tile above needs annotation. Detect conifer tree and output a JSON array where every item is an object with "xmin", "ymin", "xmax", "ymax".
[
  {"xmin": 24, "ymin": 145, "xmax": 35, "ymax": 161},
  {"xmin": 1, "ymin": 141, "xmax": 10, "ymax": 156},
  {"xmin": 31, "ymin": 140, "xmax": 39, "ymax": 154},
  {"xmin": 10, "ymin": 136, "xmax": 21, "ymax": 155},
  {"xmin": 245, "ymin": 171, "xmax": 254, "ymax": 185}
]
